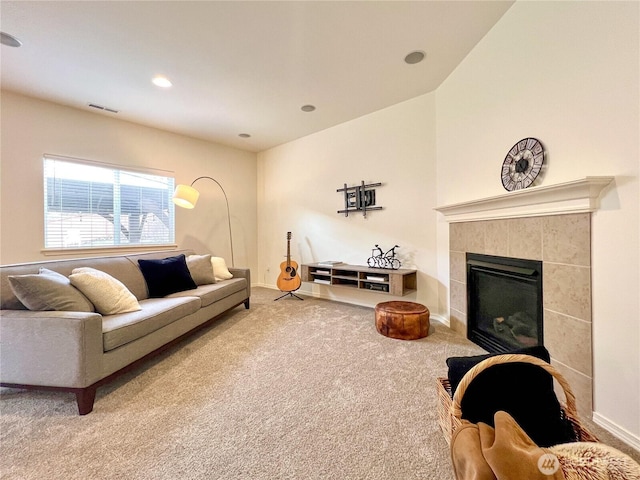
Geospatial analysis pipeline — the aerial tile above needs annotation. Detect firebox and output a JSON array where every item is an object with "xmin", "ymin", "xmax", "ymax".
[{"xmin": 467, "ymin": 253, "xmax": 543, "ymax": 353}]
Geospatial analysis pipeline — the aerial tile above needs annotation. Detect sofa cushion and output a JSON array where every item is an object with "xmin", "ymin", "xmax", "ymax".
[
  {"xmin": 211, "ymin": 256, "xmax": 233, "ymax": 281},
  {"xmin": 167, "ymin": 277, "xmax": 248, "ymax": 307},
  {"xmin": 138, "ymin": 254, "xmax": 197, "ymax": 298},
  {"xmin": 102, "ymin": 296, "xmax": 201, "ymax": 351},
  {"xmin": 187, "ymin": 254, "xmax": 216, "ymax": 285},
  {"xmin": 8, "ymin": 268, "xmax": 95, "ymax": 312},
  {"xmin": 69, "ymin": 267, "xmax": 141, "ymax": 315},
  {"xmin": 0, "ymin": 250, "xmax": 197, "ymax": 310}
]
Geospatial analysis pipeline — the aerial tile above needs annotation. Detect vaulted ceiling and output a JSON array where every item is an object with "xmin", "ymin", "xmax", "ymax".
[{"xmin": 1, "ymin": 1, "xmax": 514, "ymax": 152}]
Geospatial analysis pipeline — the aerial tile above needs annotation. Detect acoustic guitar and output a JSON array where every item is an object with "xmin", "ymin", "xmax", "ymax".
[{"xmin": 276, "ymin": 232, "xmax": 301, "ymax": 292}]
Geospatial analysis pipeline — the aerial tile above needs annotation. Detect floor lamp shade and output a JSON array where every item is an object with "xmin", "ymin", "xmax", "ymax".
[
  {"xmin": 171, "ymin": 176, "xmax": 234, "ymax": 267},
  {"xmin": 172, "ymin": 184, "xmax": 200, "ymax": 209}
]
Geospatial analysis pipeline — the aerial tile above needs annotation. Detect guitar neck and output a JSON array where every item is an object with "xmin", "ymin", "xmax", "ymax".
[{"xmin": 286, "ymin": 239, "xmax": 291, "ymax": 266}]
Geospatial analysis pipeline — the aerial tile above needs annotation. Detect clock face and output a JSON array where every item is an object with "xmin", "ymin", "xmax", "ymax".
[{"xmin": 501, "ymin": 138, "xmax": 545, "ymax": 191}]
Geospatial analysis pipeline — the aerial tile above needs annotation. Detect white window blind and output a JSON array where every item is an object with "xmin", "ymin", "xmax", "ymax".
[{"xmin": 44, "ymin": 156, "xmax": 175, "ymax": 249}]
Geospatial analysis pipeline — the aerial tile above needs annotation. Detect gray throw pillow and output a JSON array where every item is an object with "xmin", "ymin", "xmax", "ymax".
[
  {"xmin": 8, "ymin": 268, "xmax": 95, "ymax": 312},
  {"xmin": 187, "ymin": 254, "xmax": 216, "ymax": 285}
]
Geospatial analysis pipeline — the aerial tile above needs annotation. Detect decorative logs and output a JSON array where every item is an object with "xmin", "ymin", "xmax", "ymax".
[{"xmin": 375, "ymin": 301, "xmax": 430, "ymax": 340}]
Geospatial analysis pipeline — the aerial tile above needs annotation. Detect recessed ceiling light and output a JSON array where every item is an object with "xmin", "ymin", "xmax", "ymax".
[
  {"xmin": 238, "ymin": 133, "xmax": 251, "ymax": 138},
  {"xmin": 152, "ymin": 76, "xmax": 172, "ymax": 88},
  {"xmin": 301, "ymin": 105, "xmax": 316, "ymax": 112},
  {"xmin": 404, "ymin": 50, "xmax": 425, "ymax": 65},
  {"xmin": 1, "ymin": 32, "xmax": 22, "ymax": 48}
]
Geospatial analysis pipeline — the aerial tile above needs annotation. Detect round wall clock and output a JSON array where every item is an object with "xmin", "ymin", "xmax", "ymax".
[{"xmin": 501, "ymin": 138, "xmax": 545, "ymax": 191}]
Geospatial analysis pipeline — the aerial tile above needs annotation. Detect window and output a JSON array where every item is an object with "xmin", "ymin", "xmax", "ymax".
[{"xmin": 44, "ymin": 156, "xmax": 175, "ymax": 249}]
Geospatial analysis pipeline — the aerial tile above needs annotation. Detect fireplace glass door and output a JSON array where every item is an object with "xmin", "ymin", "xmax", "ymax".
[{"xmin": 467, "ymin": 253, "xmax": 543, "ymax": 353}]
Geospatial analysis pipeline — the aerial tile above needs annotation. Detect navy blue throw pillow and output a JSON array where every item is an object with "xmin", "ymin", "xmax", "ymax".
[{"xmin": 138, "ymin": 254, "xmax": 197, "ymax": 298}]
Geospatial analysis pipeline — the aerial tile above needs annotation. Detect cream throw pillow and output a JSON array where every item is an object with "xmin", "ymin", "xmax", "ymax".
[
  {"xmin": 70, "ymin": 267, "xmax": 141, "ymax": 315},
  {"xmin": 210, "ymin": 256, "xmax": 233, "ymax": 281},
  {"xmin": 187, "ymin": 254, "xmax": 216, "ymax": 285}
]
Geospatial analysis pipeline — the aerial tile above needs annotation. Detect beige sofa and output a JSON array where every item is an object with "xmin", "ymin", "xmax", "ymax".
[{"xmin": 0, "ymin": 249, "xmax": 250, "ymax": 414}]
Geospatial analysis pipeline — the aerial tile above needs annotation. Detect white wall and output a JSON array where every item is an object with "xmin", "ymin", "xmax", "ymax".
[
  {"xmin": 436, "ymin": 1, "xmax": 639, "ymax": 445},
  {"xmin": 257, "ymin": 93, "xmax": 439, "ymax": 311},
  {"xmin": 0, "ymin": 91, "xmax": 258, "ymax": 272}
]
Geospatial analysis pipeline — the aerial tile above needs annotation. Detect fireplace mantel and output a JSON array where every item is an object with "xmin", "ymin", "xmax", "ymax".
[{"xmin": 435, "ymin": 176, "xmax": 614, "ymax": 223}]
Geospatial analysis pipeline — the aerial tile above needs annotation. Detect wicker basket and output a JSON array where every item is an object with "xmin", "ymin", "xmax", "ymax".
[{"xmin": 436, "ymin": 353, "xmax": 599, "ymax": 445}]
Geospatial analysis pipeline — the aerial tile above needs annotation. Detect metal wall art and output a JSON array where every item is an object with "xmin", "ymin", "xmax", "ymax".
[
  {"xmin": 367, "ymin": 244, "xmax": 401, "ymax": 270},
  {"xmin": 337, "ymin": 181, "xmax": 383, "ymax": 217}
]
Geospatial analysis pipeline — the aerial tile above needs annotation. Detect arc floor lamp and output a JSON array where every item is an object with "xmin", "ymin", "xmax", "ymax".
[{"xmin": 172, "ymin": 176, "xmax": 234, "ymax": 267}]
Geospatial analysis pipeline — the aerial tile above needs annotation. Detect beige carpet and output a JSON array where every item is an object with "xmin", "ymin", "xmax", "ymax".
[{"xmin": 1, "ymin": 288, "xmax": 637, "ymax": 479}]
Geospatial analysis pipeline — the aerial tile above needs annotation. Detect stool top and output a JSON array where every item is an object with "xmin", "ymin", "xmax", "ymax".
[{"xmin": 375, "ymin": 301, "xmax": 428, "ymax": 314}]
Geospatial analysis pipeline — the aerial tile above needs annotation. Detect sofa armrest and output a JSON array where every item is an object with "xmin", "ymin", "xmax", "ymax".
[
  {"xmin": 0, "ymin": 310, "xmax": 104, "ymax": 388},
  {"xmin": 229, "ymin": 267, "xmax": 251, "ymax": 297}
]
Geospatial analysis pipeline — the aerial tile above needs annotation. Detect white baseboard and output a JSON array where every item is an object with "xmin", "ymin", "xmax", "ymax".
[
  {"xmin": 253, "ymin": 282, "xmax": 277, "ymax": 290},
  {"xmin": 253, "ymin": 283, "xmax": 450, "ymax": 328},
  {"xmin": 430, "ymin": 313, "xmax": 449, "ymax": 327},
  {"xmin": 592, "ymin": 412, "xmax": 640, "ymax": 453},
  {"xmin": 255, "ymin": 282, "xmax": 372, "ymax": 306}
]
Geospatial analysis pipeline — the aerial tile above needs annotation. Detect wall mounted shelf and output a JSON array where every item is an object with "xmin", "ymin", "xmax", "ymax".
[{"xmin": 301, "ymin": 263, "xmax": 416, "ymax": 296}]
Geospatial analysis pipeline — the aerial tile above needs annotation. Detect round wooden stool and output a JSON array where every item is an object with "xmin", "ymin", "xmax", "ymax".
[{"xmin": 375, "ymin": 301, "xmax": 430, "ymax": 340}]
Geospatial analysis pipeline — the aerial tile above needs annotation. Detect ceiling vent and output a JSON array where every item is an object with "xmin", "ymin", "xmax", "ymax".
[{"xmin": 87, "ymin": 103, "xmax": 119, "ymax": 114}]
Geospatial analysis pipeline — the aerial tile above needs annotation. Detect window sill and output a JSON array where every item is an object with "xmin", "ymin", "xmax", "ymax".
[{"xmin": 42, "ymin": 244, "xmax": 179, "ymax": 257}]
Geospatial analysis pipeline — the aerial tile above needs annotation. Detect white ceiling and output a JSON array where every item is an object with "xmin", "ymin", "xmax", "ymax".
[{"xmin": 1, "ymin": 1, "xmax": 514, "ymax": 153}]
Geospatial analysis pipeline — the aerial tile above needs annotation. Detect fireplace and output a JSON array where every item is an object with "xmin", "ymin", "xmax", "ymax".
[
  {"xmin": 439, "ymin": 178, "xmax": 613, "ymax": 415},
  {"xmin": 467, "ymin": 253, "xmax": 543, "ymax": 353}
]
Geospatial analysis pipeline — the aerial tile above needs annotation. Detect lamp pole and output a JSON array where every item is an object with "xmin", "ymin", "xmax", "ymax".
[{"xmin": 189, "ymin": 176, "xmax": 234, "ymax": 267}]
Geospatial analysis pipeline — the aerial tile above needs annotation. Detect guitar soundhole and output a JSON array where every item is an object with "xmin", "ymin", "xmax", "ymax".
[{"xmin": 286, "ymin": 266, "xmax": 297, "ymax": 277}]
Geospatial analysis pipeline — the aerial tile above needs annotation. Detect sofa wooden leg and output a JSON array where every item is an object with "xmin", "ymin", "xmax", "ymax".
[
  {"xmin": 76, "ymin": 387, "xmax": 97, "ymax": 415},
  {"xmin": 244, "ymin": 299, "xmax": 250, "ymax": 309}
]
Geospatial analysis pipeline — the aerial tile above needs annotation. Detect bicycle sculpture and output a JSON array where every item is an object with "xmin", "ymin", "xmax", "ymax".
[{"xmin": 367, "ymin": 244, "xmax": 401, "ymax": 270}]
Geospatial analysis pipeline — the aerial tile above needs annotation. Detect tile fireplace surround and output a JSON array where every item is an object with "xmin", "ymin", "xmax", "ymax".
[{"xmin": 437, "ymin": 177, "xmax": 614, "ymax": 417}]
